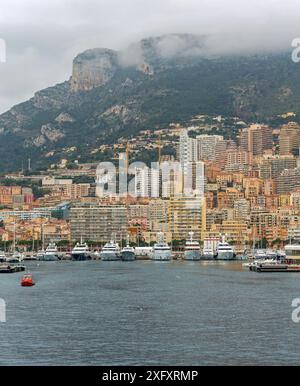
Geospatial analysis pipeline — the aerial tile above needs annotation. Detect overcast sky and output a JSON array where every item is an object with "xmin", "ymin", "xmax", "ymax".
[{"xmin": 0, "ymin": 0, "xmax": 299, "ymax": 113}]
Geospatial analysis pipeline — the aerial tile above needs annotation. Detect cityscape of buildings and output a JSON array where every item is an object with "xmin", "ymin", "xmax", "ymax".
[{"xmin": 0, "ymin": 119, "xmax": 300, "ymax": 252}]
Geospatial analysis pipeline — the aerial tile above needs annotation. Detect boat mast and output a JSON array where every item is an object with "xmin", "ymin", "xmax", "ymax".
[
  {"xmin": 252, "ymin": 225, "xmax": 255, "ymax": 257},
  {"xmin": 13, "ymin": 221, "xmax": 16, "ymax": 253}
]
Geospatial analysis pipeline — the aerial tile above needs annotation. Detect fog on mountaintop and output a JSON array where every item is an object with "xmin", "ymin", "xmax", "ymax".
[{"xmin": 0, "ymin": 0, "xmax": 300, "ymax": 113}]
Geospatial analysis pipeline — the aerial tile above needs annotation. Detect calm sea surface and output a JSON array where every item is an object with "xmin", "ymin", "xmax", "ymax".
[{"xmin": 0, "ymin": 260, "xmax": 300, "ymax": 365}]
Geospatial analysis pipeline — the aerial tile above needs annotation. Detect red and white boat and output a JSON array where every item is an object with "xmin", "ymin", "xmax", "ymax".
[{"xmin": 21, "ymin": 274, "xmax": 35, "ymax": 287}]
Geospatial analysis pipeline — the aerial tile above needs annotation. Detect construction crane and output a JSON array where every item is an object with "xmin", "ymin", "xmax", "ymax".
[{"xmin": 158, "ymin": 134, "xmax": 162, "ymax": 164}]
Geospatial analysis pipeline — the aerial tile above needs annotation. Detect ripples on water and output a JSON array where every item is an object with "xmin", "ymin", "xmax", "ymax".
[{"xmin": 0, "ymin": 260, "xmax": 299, "ymax": 365}]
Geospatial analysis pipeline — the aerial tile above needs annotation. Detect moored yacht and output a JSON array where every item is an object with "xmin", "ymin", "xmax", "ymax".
[
  {"xmin": 253, "ymin": 249, "xmax": 267, "ymax": 260},
  {"xmin": 216, "ymin": 235, "xmax": 235, "ymax": 260},
  {"xmin": 152, "ymin": 232, "xmax": 171, "ymax": 261},
  {"xmin": 202, "ymin": 247, "xmax": 215, "ymax": 260},
  {"xmin": 71, "ymin": 240, "xmax": 92, "ymax": 261},
  {"xmin": 184, "ymin": 232, "xmax": 201, "ymax": 261},
  {"xmin": 121, "ymin": 236, "xmax": 136, "ymax": 261},
  {"xmin": 40, "ymin": 242, "xmax": 59, "ymax": 261},
  {"xmin": 100, "ymin": 239, "xmax": 121, "ymax": 261},
  {"xmin": 202, "ymin": 236, "xmax": 217, "ymax": 260},
  {"xmin": 7, "ymin": 251, "xmax": 23, "ymax": 263}
]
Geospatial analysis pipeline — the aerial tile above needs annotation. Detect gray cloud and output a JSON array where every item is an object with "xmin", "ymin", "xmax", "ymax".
[{"xmin": 0, "ymin": 0, "xmax": 299, "ymax": 113}]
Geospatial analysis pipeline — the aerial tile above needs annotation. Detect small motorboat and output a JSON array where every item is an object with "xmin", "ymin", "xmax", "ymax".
[{"xmin": 21, "ymin": 273, "xmax": 35, "ymax": 287}]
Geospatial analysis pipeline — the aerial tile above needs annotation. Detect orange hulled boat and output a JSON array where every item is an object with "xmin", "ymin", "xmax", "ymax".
[{"xmin": 21, "ymin": 274, "xmax": 35, "ymax": 287}]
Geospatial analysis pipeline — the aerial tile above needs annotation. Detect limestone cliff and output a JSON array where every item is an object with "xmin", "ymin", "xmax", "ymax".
[{"xmin": 70, "ymin": 48, "xmax": 119, "ymax": 92}]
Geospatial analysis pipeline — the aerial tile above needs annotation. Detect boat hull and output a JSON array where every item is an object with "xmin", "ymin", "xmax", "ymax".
[
  {"xmin": 215, "ymin": 252, "xmax": 235, "ymax": 260},
  {"xmin": 201, "ymin": 253, "xmax": 215, "ymax": 260},
  {"xmin": 100, "ymin": 253, "xmax": 121, "ymax": 261},
  {"xmin": 252, "ymin": 263, "xmax": 300, "ymax": 273},
  {"xmin": 184, "ymin": 250, "xmax": 201, "ymax": 261},
  {"xmin": 6, "ymin": 259, "xmax": 20, "ymax": 264},
  {"xmin": 39, "ymin": 254, "xmax": 59, "ymax": 261},
  {"xmin": 71, "ymin": 253, "xmax": 92, "ymax": 261},
  {"xmin": 152, "ymin": 251, "xmax": 172, "ymax": 261},
  {"xmin": 121, "ymin": 251, "xmax": 136, "ymax": 261},
  {"xmin": 21, "ymin": 282, "xmax": 35, "ymax": 287}
]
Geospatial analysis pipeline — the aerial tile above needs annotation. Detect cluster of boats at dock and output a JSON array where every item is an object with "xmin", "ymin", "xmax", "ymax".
[
  {"xmin": 1, "ymin": 231, "xmax": 300, "ymax": 273},
  {"xmin": 243, "ymin": 244, "xmax": 300, "ymax": 272},
  {"xmin": 0, "ymin": 232, "xmax": 236, "ymax": 263}
]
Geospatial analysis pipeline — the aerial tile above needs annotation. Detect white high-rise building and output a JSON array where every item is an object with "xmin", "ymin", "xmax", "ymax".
[
  {"xmin": 185, "ymin": 161, "xmax": 205, "ymax": 196},
  {"xmin": 178, "ymin": 130, "xmax": 198, "ymax": 173},
  {"xmin": 134, "ymin": 166, "xmax": 160, "ymax": 198}
]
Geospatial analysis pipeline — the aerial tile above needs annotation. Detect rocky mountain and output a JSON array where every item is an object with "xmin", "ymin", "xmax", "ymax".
[{"xmin": 0, "ymin": 33, "xmax": 300, "ymax": 172}]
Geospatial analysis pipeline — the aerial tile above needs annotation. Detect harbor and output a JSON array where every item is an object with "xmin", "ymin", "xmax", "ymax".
[{"xmin": 0, "ymin": 259, "xmax": 300, "ymax": 366}]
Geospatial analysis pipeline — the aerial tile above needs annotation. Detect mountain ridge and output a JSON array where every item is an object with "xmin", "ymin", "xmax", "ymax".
[{"xmin": 0, "ymin": 33, "xmax": 299, "ymax": 171}]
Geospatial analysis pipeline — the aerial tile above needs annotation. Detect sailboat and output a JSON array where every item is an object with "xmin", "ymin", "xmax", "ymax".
[{"xmin": 7, "ymin": 222, "xmax": 23, "ymax": 263}]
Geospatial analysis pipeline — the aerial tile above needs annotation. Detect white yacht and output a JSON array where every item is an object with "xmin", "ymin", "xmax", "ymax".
[
  {"xmin": 216, "ymin": 235, "xmax": 235, "ymax": 260},
  {"xmin": 254, "ymin": 249, "xmax": 267, "ymax": 260},
  {"xmin": 6, "ymin": 251, "xmax": 23, "ymax": 263},
  {"xmin": 71, "ymin": 240, "xmax": 92, "ymax": 261},
  {"xmin": 184, "ymin": 232, "xmax": 201, "ymax": 261},
  {"xmin": 202, "ymin": 237, "xmax": 218, "ymax": 260},
  {"xmin": 100, "ymin": 239, "xmax": 121, "ymax": 261},
  {"xmin": 40, "ymin": 243, "xmax": 59, "ymax": 261},
  {"xmin": 202, "ymin": 247, "xmax": 215, "ymax": 260},
  {"xmin": 152, "ymin": 233, "xmax": 171, "ymax": 261},
  {"xmin": 23, "ymin": 254, "xmax": 38, "ymax": 261},
  {"xmin": 121, "ymin": 236, "xmax": 136, "ymax": 261}
]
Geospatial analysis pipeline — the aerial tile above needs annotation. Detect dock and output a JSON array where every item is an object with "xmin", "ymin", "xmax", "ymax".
[
  {"xmin": 252, "ymin": 264, "xmax": 300, "ymax": 273},
  {"xmin": 0, "ymin": 264, "xmax": 26, "ymax": 273}
]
